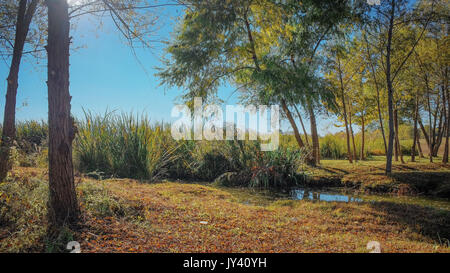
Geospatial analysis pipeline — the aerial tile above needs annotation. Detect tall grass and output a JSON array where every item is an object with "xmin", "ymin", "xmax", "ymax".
[
  {"xmin": 74, "ymin": 111, "xmax": 178, "ymax": 181},
  {"xmin": 73, "ymin": 111, "xmax": 307, "ymax": 188}
]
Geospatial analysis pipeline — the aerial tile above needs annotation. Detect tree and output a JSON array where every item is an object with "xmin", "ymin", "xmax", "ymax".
[
  {"xmin": 368, "ymin": 0, "xmax": 434, "ymax": 174},
  {"xmin": 46, "ymin": 0, "xmax": 79, "ymax": 226},
  {"xmin": 324, "ymin": 41, "xmax": 364, "ymax": 163},
  {"xmin": 0, "ymin": 0, "xmax": 41, "ymax": 181},
  {"xmin": 0, "ymin": 0, "xmax": 163, "ymax": 182},
  {"xmin": 158, "ymin": 0, "xmax": 359, "ymax": 166},
  {"xmin": 44, "ymin": 0, "xmax": 162, "ymax": 226}
]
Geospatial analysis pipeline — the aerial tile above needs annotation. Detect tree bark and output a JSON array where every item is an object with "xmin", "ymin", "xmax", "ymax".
[
  {"xmin": 385, "ymin": 0, "xmax": 396, "ymax": 174},
  {"xmin": 394, "ymin": 108, "xmax": 404, "ymax": 163},
  {"xmin": 0, "ymin": 0, "xmax": 39, "ymax": 181},
  {"xmin": 293, "ymin": 104, "xmax": 310, "ymax": 147},
  {"xmin": 281, "ymin": 99, "xmax": 305, "ymax": 150},
  {"xmin": 418, "ymin": 117, "xmax": 430, "ymax": 148},
  {"xmin": 337, "ymin": 56, "xmax": 353, "ymax": 163},
  {"xmin": 308, "ymin": 102, "xmax": 320, "ymax": 165},
  {"xmin": 444, "ymin": 69, "xmax": 449, "ymax": 163},
  {"xmin": 412, "ymin": 93, "xmax": 419, "ymax": 162},
  {"xmin": 348, "ymin": 100, "xmax": 358, "ymax": 161},
  {"xmin": 417, "ymin": 137, "xmax": 424, "ymax": 158},
  {"xmin": 426, "ymin": 75, "xmax": 434, "ymax": 162},
  {"xmin": 46, "ymin": 0, "xmax": 79, "ymax": 227},
  {"xmin": 361, "ymin": 113, "xmax": 365, "ymax": 160},
  {"xmin": 364, "ymin": 34, "xmax": 387, "ymax": 155},
  {"xmin": 444, "ymin": 90, "xmax": 449, "ymax": 163}
]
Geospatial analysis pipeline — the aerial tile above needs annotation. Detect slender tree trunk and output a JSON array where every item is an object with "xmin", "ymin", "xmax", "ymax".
[
  {"xmin": 426, "ymin": 78, "xmax": 433, "ymax": 162},
  {"xmin": 432, "ymin": 103, "xmax": 443, "ymax": 156},
  {"xmin": 444, "ymin": 69, "xmax": 449, "ymax": 163},
  {"xmin": 394, "ymin": 108, "xmax": 399, "ymax": 161},
  {"xmin": 361, "ymin": 113, "xmax": 365, "ymax": 160},
  {"xmin": 348, "ymin": 100, "xmax": 358, "ymax": 161},
  {"xmin": 412, "ymin": 94, "xmax": 419, "ymax": 162},
  {"xmin": 394, "ymin": 119, "xmax": 399, "ymax": 162},
  {"xmin": 293, "ymin": 104, "xmax": 310, "ymax": 147},
  {"xmin": 308, "ymin": 102, "xmax": 320, "ymax": 165},
  {"xmin": 364, "ymin": 35, "xmax": 387, "ymax": 155},
  {"xmin": 417, "ymin": 137, "xmax": 425, "ymax": 158},
  {"xmin": 394, "ymin": 108, "xmax": 404, "ymax": 163},
  {"xmin": 337, "ymin": 56, "xmax": 353, "ymax": 163},
  {"xmin": 431, "ymin": 100, "xmax": 439, "ymax": 155},
  {"xmin": 0, "ymin": 0, "xmax": 39, "ymax": 181},
  {"xmin": 281, "ymin": 99, "xmax": 305, "ymax": 150},
  {"xmin": 444, "ymin": 88, "xmax": 449, "ymax": 163},
  {"xmin": 418, "ymin": 117, "xmax": 430, "ymax": 148},
  {"xmin": 385, "ymin": 0, "xmax": 396, "ymax": 174},
  {"xmin": 46, "ymin": 0, "xmax": 79, "ymax": 227}
]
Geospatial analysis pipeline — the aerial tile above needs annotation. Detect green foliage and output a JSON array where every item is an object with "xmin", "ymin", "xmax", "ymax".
[
  {"xmin": 248, "ymin": 147, "xmax": 305, "ymax": 188},
  {"xmin": 74, "ymin": 111, "xmax": 178, "ymax": 181},
  {"xmin": 0, "ymin": 121, "xmax": 49, "ymax": 169},
  {"xmin": 0, "ymin": 178, "xmax": 48, "ymax": 252},
  {"xmin": 320, "ymin": 134, "xmax": 347, "ymax": 159},
  {"xmin": 15, "ymin": 120, "xmax": 48, "ymax": 152},
  {"xmin": 73, "ymin": 112, "xmax": 307, "ymax": 188},
  {"xmin": 78, "ymin": 181, "xmax": 128, "ymax": 218}
]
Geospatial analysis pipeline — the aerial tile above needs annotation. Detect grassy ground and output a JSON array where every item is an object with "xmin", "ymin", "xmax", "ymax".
[
  {"xmin": 304, "ymin": 156, "xmax": 450, "ymax": 198},
  {"xmin": 1, "ymin": 166, "xmax": 449, "ymax": 253}
]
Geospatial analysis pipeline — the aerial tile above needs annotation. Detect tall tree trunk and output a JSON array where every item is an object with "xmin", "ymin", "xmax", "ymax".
[
  {"xmin": 394, "ymin": 108, "xmax": 399, "ymax": 161},
  {"xmin": 293, "ymin": 104, "xmax": 310, "ymax": 147},
  {"xmin": 394, "ymin": 108, "xmax": 404, "ymax": 163},
  {"xmin": 444, "ymin": 69, "xmax": 449, "ymax": 163},
  {"xmin": 444, "ymin": 91, "xmax": 449, "ymax": 163},
  {"xmin": 433, "ymin": 106, "xmax": 445, "ymax": 157},
  {"xmin": 412, "ymin": 93, "xmax": 419, "ymax": 162},
  {"xmin": 46, "ymin": 0, "xmax": 79, "ymax": 227},
  {"xmin": 281, "ymin": 99, "xmax": 305, "ymax": 150},
  {"xmin": 418, "ymin": 117, "xmax": 430, "ymax": 148},
  {"xmin": 426, "ymin": 77, "xmax": 433, "ymax": 162},
  {"xmin": 361, "ymin": 113, "xmax": 365, "ymax": 160},
  {"xmin": 0, "ymin": 0, "xmax": 39, "ymax": 181},
  {"xmin": 337, "ymin": 56, "xmax": 353, "ymax": 163},
  {"xmin": 385, "ymin": 0, "xmax": 396, "ymax": 174},
  {"xmin": 308, "ymin": 102, "xmax": 320, "ymax": 165},
  {"xmin": 348, "ymin": 100, "xmax": 358, "ymax": 161},
  {"xmin": 417, "ymin": 137, "xmax": 424, "ymax": 158},
  {"xmin": 364, "ymin": 34, "xmax": 387, "ymax": 155}
]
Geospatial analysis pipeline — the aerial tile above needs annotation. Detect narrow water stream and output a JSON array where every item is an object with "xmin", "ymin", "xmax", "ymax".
[{"xmin": 290, "ymin": 188, "xmax": 362, "ymax": 203}]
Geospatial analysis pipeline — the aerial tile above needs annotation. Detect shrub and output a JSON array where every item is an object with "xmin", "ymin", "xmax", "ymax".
[
  {"xmin": 15, "ymin": 121, "xmax": 48, "ymax": 154},
  {"xmin": 320, "ymin": 134, "xmax": 346, "ymax": 159},
  {"xmin": 0, "ymin": 178, "xmax": 48, "ymax": 252},
  {"xmin": 248, "ymin": 147, "xmax": 305, "ymax": 188},
  {"xmin": 194, "ymin": 150, "xmax": 232, "ymax": 181}
]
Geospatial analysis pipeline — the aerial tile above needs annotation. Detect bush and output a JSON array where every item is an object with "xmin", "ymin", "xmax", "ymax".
[
  {"xmin": 320, "ymin": 134, "xmax": 346, "ymax": 159},
  {"xmin": 248, "ymin": 147, "xmax": 305, "ymax": 188},
  {"xmin": 15, "ymin": 121, "xmax": 48, "ymax": 154},
  {"xmin": 194, "ymin": 150, "xmax": 232, "ymax": 181},
  {"xmin": 213, "ymin": 142, "xmax": 306, "ymax": 189},
  {"xmin": 0, "ymin": 178, "xmax": 48, "ymax": 252}
]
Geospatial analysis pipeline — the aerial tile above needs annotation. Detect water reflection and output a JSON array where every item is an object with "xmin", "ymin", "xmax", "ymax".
[{"xmin": 291, "ymin": 188, "xmax": 362, "ymax": 203}]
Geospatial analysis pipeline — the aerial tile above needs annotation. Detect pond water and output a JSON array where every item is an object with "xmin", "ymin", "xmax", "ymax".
[
  {"xmin": 214, "ymin": 183, "xmax": 449, "ymax": 210},
  {"xmin": 290, "ymin": 188, "xmax": 362, "ymax": 203}
]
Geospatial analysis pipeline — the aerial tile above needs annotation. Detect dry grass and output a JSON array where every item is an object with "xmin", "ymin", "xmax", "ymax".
[
  {"xmin": 305, "ymin": 157, "xmax": 450, "ymax": 197},
  {"xmin": 2, "ymin": 167, "xmax": 449, "ymax": 253},
  {"xmin": 75, "ymin": 178, "xmax": 450, "ymax": 253}
]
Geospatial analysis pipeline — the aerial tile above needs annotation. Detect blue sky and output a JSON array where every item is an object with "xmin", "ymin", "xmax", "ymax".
[{"xmin": 0, "ymin": 3, "xmax": 341, "ymax": 136}]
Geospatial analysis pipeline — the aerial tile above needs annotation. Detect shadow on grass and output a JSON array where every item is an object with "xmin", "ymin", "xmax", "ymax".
[
  {"xmin": 369, "ymin": 201, "xmax": 450, "ymax": 245},
  {"xmin": 390, "ymin": 171, "xmax": 450, "ymax": 198}
]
